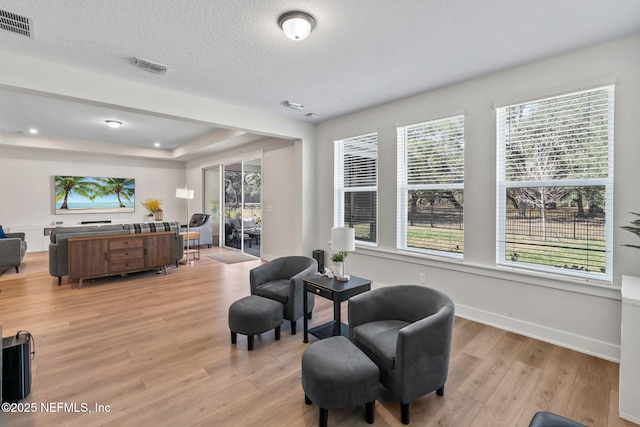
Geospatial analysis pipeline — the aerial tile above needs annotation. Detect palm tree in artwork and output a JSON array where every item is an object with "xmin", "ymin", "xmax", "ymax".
[
  {"xmin": 97, "ymin": 178, "xmax": 135, "ymax": 208},
  {"xmin": 55, "ymin": 176, "xmax": 97, "ymax": 210}
]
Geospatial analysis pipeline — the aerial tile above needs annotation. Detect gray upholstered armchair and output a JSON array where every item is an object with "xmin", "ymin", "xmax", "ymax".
[
  {"xmin": 181, "ymin": 214, "xmax": 213, "ymax": 248},
  {"xmin": 0, "ymin": 232, "xmax": 28, "ymax": 273},
  {"xmin": 250, "ymin": 256, "xmax": 318, "ymax": 335},
  {"xmin": 348, "ymin": 285, "xmax": 455, "ymax": 425}
]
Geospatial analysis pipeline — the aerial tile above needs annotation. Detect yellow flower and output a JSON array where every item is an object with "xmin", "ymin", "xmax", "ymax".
[{"xmin": 142, "ymin": 197, "xmax": 163, "ymax": 213}]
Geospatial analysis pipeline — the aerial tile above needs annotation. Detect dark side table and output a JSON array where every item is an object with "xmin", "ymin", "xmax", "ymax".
[{"xmin": 303, "ymin": 275, "xmax": 372, "ymax": 343}]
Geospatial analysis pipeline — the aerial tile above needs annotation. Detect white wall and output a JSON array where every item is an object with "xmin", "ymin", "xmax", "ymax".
[
  {"xmin": 314, "ymin": 33, "xmax": 640, "ymax": 361},
  {"xmin": 0, "ymin": 145, "xmax": 185, "ymax": 251},
  {"xmin": 185, "ymin": 138, "xmax": 299, "ymax": 260}
]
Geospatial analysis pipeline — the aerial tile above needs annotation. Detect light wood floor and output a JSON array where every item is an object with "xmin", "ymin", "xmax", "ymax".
[{"xmin": 0, "ymin": 249, "xmax": 634, "ymax": 427}]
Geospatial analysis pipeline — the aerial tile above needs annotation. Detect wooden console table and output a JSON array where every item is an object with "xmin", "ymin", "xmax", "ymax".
[{"xmin": 68, "ymin": 232, "xmax": 175, "ymax": 287}]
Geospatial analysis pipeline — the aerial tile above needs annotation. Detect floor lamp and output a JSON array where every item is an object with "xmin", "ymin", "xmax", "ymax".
[{"xmin": 176, "ymin": 185, "xmax": 194, "ymax": 264}]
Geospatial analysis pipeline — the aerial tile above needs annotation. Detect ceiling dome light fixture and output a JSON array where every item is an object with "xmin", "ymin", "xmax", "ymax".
[
  {"xmin": 105, "ymin": 120, "xmax": 122, "ymax": 129},
  {"xmin": 278, "ymin": 11, "xmax": 315, "ymax": 41}
]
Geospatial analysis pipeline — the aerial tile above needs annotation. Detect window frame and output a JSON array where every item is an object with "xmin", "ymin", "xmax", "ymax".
[
  {"xmin": 495, "ymin": 85, "xmax": 614, "ymax": 281},
  {"xmin": 333, "ymin": 132, "xmax": 378, "ymax": 245},
  {"xmin": 396, "ymin": 114, "xmax": 465, "ymax": 257}
]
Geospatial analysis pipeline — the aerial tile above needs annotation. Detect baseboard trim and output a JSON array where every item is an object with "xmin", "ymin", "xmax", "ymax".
[
  {"xmin": 619, "ymin": 411, "xmax": 640, "ymax": 424},
  {"xmin": 455, "ymin": 304, "xmax": 620, "ymax": 362}
]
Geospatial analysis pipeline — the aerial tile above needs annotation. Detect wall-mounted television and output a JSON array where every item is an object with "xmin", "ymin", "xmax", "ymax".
[{"xmin": 54, "ymin": 175, "xmax": 135, "ymax": 215}]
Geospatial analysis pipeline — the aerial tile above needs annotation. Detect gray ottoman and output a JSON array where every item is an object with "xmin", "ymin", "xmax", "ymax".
[
  {"xmin": 301, "ymin": 336, "xmax": 379, "ymax": 426},
  {"xmin": 228, "ymin": 295, "xmax": 283, "ymax": 351}
]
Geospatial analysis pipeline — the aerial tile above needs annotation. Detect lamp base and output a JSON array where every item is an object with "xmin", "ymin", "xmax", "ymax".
[{"xmin": 336, "ymin": 274, "xmax": 350, "ymax": 282}]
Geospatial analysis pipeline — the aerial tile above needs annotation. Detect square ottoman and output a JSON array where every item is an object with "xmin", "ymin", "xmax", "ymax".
[
  {"xmin": 228, "ymin": 295, "xmax": 283, "ymax": 351},
  {"xmin": 302, "ymin": 336, "xmax": 379, "ymax": 426}
]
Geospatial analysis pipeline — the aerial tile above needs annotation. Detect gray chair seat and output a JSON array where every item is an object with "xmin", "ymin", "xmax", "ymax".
[
  {"xmin": 351, "ymin": 319, "xmax": 409, "ymax": 370},
  {"xmin": 254, "ymin": 280, "xmax": 289, "ymax": 304},
  {"xmin": 302, "ymin": 336, "xmax": 379, "ymax": 426},
  {"xmin": 228, "ymin": 295, "xmax": 283, "ymax": 351}
]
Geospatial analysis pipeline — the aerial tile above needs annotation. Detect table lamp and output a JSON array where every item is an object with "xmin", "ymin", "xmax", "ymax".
[{"xmin": 331, "ymin": 227, "xmax": 355, "ymax": 281}]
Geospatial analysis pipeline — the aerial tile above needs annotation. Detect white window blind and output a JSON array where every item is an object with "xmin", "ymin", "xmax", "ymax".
[
  {"xmin": 496, "ymin": 86, "xmax": 614, "ymax": 280},
  {"xmin": 397, "ymin": 115, "xmax": 464, "ymax": 255},
  {"xmin": 334, "ymin": 132, "xmax": 378, "ymax": 244}
]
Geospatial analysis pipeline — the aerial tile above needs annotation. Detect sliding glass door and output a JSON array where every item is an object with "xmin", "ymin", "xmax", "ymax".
[{"xmin": 222, "ymin": 158, "xmax": 262, "ymax": 256}]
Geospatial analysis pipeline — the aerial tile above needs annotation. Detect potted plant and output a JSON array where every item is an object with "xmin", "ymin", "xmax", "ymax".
[
  {"xmin": 331, "ymin": 251, "xmax": 347, "ymax": 278},
  {"xmin": 621, "ymin": 212, "xmax": 640, "ymax": 248},
  {"xmin": 141, "ymin": 197, "xmax": 163, "ymax": 221}
]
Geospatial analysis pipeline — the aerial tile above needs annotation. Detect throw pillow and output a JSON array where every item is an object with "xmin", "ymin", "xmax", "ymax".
[
  {"xmin": 189, "ymin": 214, "xmax": 209, "ymax": 228},
  {"xmin": 0, "ymin": 225, "xmax": 6, "ymax": 239}
]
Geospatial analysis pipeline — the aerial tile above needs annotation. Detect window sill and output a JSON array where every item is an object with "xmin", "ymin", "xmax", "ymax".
[{"xmin": 353, "ymin": 246, "xmax": 621, "ymax": 301}]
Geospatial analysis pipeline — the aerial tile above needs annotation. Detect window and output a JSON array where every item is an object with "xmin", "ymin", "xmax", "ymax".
[
  {"xmin": 397, "ymin": 115, "xmax": 464, "ymax": 255},
  {"xmin": 334, "ymin": 132, "xmax": 378, "ymax": 244},
  {"xmin": 496, "ymin": 86, "xmax": 614, "ymax": 280}
]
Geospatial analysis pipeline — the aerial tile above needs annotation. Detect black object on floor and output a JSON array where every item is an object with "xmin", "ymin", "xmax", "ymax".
[{"xmin": 2, "ymin": 331, "xmax": 34, "ymax": 403}]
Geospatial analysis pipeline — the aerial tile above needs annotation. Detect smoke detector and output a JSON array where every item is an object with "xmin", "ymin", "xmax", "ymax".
[
  {"xmin": 133, "ymin": 57, "xmax": 168, "ymax": 74},
  {"xmin": 0, "ymin": 8, "xmax": 33, "ymax": 38}
]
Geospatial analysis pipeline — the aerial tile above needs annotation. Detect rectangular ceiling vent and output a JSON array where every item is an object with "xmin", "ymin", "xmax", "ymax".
[
  {"xmin": 0, "ymin": 9, "xmax": 33, "ymax": 38},
  {"xmin": 133, "ymin": 57, "xmax": 168, "ymax": 74}
]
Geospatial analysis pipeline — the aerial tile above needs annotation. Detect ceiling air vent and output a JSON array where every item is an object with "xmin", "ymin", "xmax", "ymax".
[
  {"xmin": 0, "ymin": 9, "xmax": 33, "ymax": 38},
  {"xmin": 133, "ymin": 57, "xmax": 168, "ymax": 74}
]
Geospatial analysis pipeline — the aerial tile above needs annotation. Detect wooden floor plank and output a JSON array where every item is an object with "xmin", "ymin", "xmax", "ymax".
[
  {"xmin": 527, "ymin": 345, "xmax": 581, "ymax": 414},
  {"xmin": 457, "ymin": 331, "xmax": 527, "ymax": 403},
  {"xmin": 471, "ymin": 361, "xmax": 541, "ymax": 427},
  {"xmin": 566, "ymin": 354, "xmax": 616, "ymax": 426}
]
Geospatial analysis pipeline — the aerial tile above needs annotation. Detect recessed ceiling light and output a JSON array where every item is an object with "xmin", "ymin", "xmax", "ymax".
[
  {"xmin": 154, "ymin": 142, "xmax": 161, "ymax": 148},
  {"xmin": 105, "ymin": 120, "xmax": 122, "ymax": 129},
  {"xmin": 28, "ymin": 128, "xmax": 38, "ymax": 134}
]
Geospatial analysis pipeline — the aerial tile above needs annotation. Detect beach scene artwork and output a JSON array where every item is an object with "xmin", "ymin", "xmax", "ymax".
[{"xmin": 55, "ymin": 175, "xmax": 135, "ymax": 214}]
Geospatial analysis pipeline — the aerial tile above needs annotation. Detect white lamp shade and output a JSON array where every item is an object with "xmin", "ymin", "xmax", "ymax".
[
  {"xmin": 175, "ymin": 188, "xmax": 194, "ymax": 199},
  {"xmin": 331, "ymin": 227, "xmax": 355, "ymax": 252}
]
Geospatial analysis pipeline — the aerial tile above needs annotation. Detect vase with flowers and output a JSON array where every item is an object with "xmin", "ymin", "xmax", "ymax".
[{"xmin": 142, "ymin": 197, "xmax": 163, "ymax": 221}]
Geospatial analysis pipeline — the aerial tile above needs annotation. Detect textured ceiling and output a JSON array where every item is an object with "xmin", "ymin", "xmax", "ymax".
[{"xmin": 0, "ymin": 0, "xmax": 639, "ymax": 158}]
